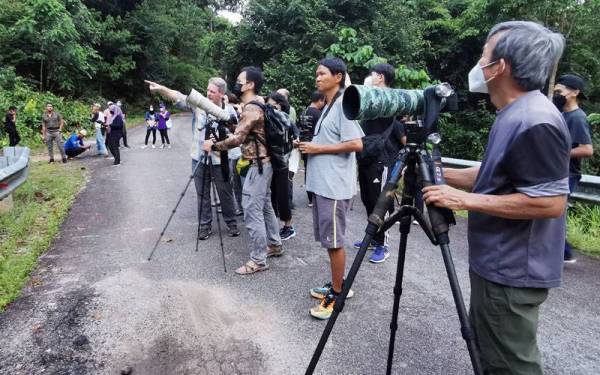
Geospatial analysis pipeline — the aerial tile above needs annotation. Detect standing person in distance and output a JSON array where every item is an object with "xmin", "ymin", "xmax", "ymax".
[
  {"xmin": 266, "ymin": 91, "xmax": 296, "ymax": 241},
  {"xmin": 552, "ymin": 74, "xmax": 594, "ymax": 264},
  {"xmin": 298, "ymin": 91, "xmax": 326, "ymax": 207},
  {"xmin": 142, "ymin": 105, "xmax": 158, "ymax": 149},
  {"xmin": 299, "ymin": 58, "xmax": 364, "ymax": 320},
  {"xmin": 42, "ymin": 102, "xmax": 67, "ymax": 164},
  {"xmin": 107, "ymin": 103, "xmax": 125, "ymax": 165},
  {"xmin": 355, "ymin": 63, "xmax": 407, "ymax": 264},
  {"xmin": 91, "ymin": 103, "xmax": 108, "ymax": 156},
  {"xmin": 5, "ymin": 106, "xmax": 20, "ymax": 146},
  {"xmin": 157, "ymin": 103, "xmax": 171, "ymax": 149},
  {"xmin": 117, "ymin": 100, "xmax": 130, "ymax": 148},
  {"xmin": 423, "ymin": 21, "xmax": 569, "ymax": 374}
]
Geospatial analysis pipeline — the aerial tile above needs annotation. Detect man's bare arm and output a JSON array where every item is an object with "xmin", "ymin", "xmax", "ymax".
[{"xmin": 443, "ymin": 167, "xmax": 480, "ymax": 191}]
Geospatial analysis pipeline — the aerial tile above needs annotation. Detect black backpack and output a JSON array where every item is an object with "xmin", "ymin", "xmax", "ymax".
[
  {"xmin": 357, "ymin": 119, "xmax": 404, "ymax": 167},
  {"xmin": 249, "ymin": 101, "xmax": 294, "ymax": 172}
]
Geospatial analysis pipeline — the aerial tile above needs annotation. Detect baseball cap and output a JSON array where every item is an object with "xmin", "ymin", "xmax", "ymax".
[{"xmin": 557, "ymin": 74, "xmax": 588, "ymax": 99}]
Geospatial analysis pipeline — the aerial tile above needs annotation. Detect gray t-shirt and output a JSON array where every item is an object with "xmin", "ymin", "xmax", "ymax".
[
  {"xmin": 469, "ymin": 90, "xmax": 571, "ymax": 289},
  {"xmin": 306, "ymin": 95, "xmax": 364, "ymax": 200}
]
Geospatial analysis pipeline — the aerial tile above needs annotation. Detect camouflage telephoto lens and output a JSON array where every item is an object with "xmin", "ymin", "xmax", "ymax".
[{"xmin": 342, "ymin": 85, "xmax": 424, "ymax": 120}]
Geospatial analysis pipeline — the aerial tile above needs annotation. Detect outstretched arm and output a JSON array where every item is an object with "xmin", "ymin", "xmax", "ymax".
[{"xmin": 145, "ymin": 80, "xmax": 186, "ymax": 103}]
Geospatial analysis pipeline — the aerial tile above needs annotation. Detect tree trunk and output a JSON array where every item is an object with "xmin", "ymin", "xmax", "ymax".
[
  {"xmin": 39, "ymin": 58, "xmax": 43, "ymax": 92},
  {"xmin": 548, "ymin": 61, "xmax": 559, "ymax": 99}
]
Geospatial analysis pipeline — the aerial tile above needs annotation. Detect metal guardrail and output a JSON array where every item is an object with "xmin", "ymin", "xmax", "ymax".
[
  {"xmin": 442, "ymin": 157, "xmax": 600, "ymax": 205},
  {"xmin": 0, "ymin": 147, "xmax": 30, "ymax": 201}
]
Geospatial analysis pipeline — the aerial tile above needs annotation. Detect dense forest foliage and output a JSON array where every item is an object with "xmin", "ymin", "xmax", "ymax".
[{"xmin": 1, "ymin": 0, "xmax": 599, "ymax": 173}]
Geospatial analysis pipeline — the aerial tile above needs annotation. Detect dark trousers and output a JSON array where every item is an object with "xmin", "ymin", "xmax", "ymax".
[
  {"xmin": 145, "ymin": 128, "xmax": 157, "ymax": 145},
  {"xmin": 159, "ymin": 128, "xmax": 170, "ymax": 144},
  {"xmin": 7, "ymin": 128, "xmax": 20, "ymax": 146},
  {"xmin": 564, "ymin": 175, "xmax": 581, "ymax": 259},
  {"xmin": 271, "ymin": 167, "xmax": 292, "ymax": 222},
  {"xmin": 65, "ymin": 147, "xmax": 86, "ymax": 158},
  {"xmin": 358, "ymin": 162, "xmax": 389, "ymax": 244},
  {"xmin": 469, "ymin": 271, "xmax": 548, "ymax": 375},
  {"xmin": 302, "ymin": 154, "xmax": 314, "ymax": 204},
  {"xmin": 288, "ymin": 170, "xmax": 295, "ymax": 209},
  {"xmin": 121, "ymin": 124, "xmax": 129, "ymax": 147},
  {"xmin": 192, "ymin": 159, "xmax": 237, "ymax": 228},
  {"xmin": 107, "ymin": 130, "xmax": 123, "ymax": 164}
]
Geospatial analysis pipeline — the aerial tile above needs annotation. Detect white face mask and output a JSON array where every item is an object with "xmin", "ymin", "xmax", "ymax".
[{"xmin": 468, "ymin": 61, "xmax": 497, "ymax": 94}]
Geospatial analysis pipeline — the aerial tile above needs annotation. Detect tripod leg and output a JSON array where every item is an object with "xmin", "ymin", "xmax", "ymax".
[
  {"xmin": 148, "ymin": 159, "xmax": 202, "ymax": 261},
  {"xmin": 208, "ymin": 160, "xmax": 227, "ymax": 272},
  {"xmin": 386, "ymin": 215, "xmax": 411, "ymax": 375},
  {"xmin": 305, "ymin": 233, "xmax": 373, "ymax": 375},
  {"xmin": 439, "ymin": 241, "xmax": 482, "ymax": 375}
]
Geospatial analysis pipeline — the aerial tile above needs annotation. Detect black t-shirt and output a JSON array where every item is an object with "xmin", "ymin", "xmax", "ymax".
[
  {"xmin": 303, "ymin": 107, "xmax": 321, "ymax": 127},
  {"xmin": 299, "ymin": 106, "xmax": 322, "ymax": 140},
  {"xmin": 5, "ymin": 113, "xmax": 16, "ymax": 131},
  {"xmin": 563, "ymin": 108, "xmax": 592, "ymax": 177}
]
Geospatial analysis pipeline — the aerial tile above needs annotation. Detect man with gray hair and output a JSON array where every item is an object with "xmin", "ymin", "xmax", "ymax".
[
  {"xmin": 177, "ymin": 77, "xmax": 240, "ymax": 239},
  {"xmin": 423, "ymin": 21, "xmax": 570, "ymax": 374}
]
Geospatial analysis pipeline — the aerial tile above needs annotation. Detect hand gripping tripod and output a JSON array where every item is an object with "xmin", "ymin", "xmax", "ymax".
[{"xmin": 306, "ymin": 92, "xmax": 483, "ymax": 375}]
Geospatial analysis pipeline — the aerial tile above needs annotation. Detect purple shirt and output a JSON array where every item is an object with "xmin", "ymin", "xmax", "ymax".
[{"xmin": 157, "ymin": 111, "xmax": 170, "ymax": 129}]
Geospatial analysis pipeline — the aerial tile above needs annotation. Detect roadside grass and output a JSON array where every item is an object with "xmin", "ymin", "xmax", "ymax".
[
  {"xmin": 567, "ymin": 203, "xmax": 600, "ymax": 257},
  {"xmin": 0, "ymin": 161, "xmax": 86, "ymax": 310}
]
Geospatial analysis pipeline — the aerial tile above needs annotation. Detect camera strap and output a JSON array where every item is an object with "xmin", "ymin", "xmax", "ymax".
[{"xmin": 313, "ymin": 90, "xmax": 342, "ymax": 138}]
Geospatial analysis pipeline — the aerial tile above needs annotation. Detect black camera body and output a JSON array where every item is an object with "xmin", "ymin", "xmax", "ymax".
[{"xmin": 298, "ymin": 113, "xmax": 317, "ymax": 142}]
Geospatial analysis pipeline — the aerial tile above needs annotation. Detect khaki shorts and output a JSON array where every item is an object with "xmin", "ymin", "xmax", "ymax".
[{"xmin": 312, "ymin": 194, "xmax": 350, "ymax": 249}]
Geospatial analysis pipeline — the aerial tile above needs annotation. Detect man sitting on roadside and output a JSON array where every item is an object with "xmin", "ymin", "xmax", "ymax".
[{"xmin": 64, "ymin": 129, "xmax": 92, "ymax": 159}]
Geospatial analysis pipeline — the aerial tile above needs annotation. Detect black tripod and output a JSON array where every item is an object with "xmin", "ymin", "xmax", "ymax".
[
  {"xmin": 146, "ymin": 152, "xmax": 227, "ymax": 272},
  {"xmin": 306, "ymin": 135, "xmax": 483, "ymax": 374}
]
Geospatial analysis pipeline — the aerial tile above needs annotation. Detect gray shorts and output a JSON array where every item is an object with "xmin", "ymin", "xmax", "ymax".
[{"xmin": 312, "ymin": 194, "xmax": 350, "ymax": 249}]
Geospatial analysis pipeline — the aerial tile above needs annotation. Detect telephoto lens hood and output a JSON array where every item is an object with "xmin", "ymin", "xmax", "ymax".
[{"xmin": 342, "ymin": 85, "xmax": 424, "ymax": 120}]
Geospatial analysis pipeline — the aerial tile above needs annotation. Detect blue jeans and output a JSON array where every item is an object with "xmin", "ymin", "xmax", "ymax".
[
  {"xmin": 96, "ymin": 128, "xmax": 107, "ymax": 154},
  {"xmin": 564, "ymin": 175, "xmax": 581, "ymax": 259}
]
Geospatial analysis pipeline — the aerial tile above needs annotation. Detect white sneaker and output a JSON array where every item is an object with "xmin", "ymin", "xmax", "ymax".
[
  {"xmin": 167, "ymin": 145, "xmax": 172, "ymax": 149},
  {"xmin": 151, "ymin": 144, "xmax": 156, "ymax": 149},
  {"xmin": 141, "ymin": 145, "xmax": 147, "ymax": 149},
  {"xmin": 412, "ymin": 220, "xmax": 419, "ymax": 225},
  {"xmin": 160, "ymin": 144, "xmax": 165, "ymax": 149}
]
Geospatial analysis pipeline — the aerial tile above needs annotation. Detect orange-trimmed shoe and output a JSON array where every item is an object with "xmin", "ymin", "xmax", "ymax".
[{"xmin": 310, "ymin": 293, "xmax": 336, "ymax": 320}]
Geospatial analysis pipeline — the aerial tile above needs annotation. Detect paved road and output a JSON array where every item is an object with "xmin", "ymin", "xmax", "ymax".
[{"xmin": 1, "ymin": 114, "xmax": 599, "ymax": 374}]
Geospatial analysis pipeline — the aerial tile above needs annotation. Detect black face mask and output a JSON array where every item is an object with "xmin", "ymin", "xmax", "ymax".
[
  {"xmin": 552, "ymin": 93, "xmax": 567, "ymax": 111},
  {"xmin": 231, "ymin": 83, "xmax": 243, "ymax": 97}
]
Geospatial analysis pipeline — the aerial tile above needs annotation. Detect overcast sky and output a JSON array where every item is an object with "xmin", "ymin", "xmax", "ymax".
[{"xmin": 217, "ymin": 10, "xmax": 242, "ymax": 24}]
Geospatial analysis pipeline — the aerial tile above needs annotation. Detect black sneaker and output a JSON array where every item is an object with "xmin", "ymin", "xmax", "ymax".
[
  {"xmin": 228, "ymin": 225, "xmax": 240, "ymax": 237},
  {"xmin": 564, "ymin": 254, "xmax": 577, "ymax": 264},
  {"xmin": 62, "ymin": 158, "xmax": 68, "ymax": 164},
  {"xmin": 198, "ymin": 226, "xmax": 212, "ymax": 240},
  {"xmin": 48, "ymin": 159, "xmax": 55, "ymax": 164},
  {"xmin": 279, "ymin": 226, "xmax": 296, "ymax": 241}
]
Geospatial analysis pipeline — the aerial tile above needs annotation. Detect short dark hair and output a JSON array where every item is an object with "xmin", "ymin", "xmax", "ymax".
[
  {"xmin": 241, "ymin": 66, "xmax": 264, "ymax": 94},
  {"xmin": 372, "ymin": 63, "xmax": 396, "ymax": 87},
  {"xmin": 46, "ymin": 102, "xmax": 53, "ymax": 106},
  {"xmin": 267, "ymin": 91, "xmax": 290, "ymax": 114},
  {"xmin": 318, "ymin": 58, "xmax": 347, "ymax": 88},
  {"xmin": 8, "ymin": 106, "xmax": 17, "ymax": 111},
  {"xmin": 310, "ymin": 91, "xmax": 325, "ymax": 103}
]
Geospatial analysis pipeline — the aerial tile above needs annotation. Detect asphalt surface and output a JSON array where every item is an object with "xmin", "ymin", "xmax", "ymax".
[{"xmin": 0, "ymin": 114, "xmax": 599, "ymax": 375}]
